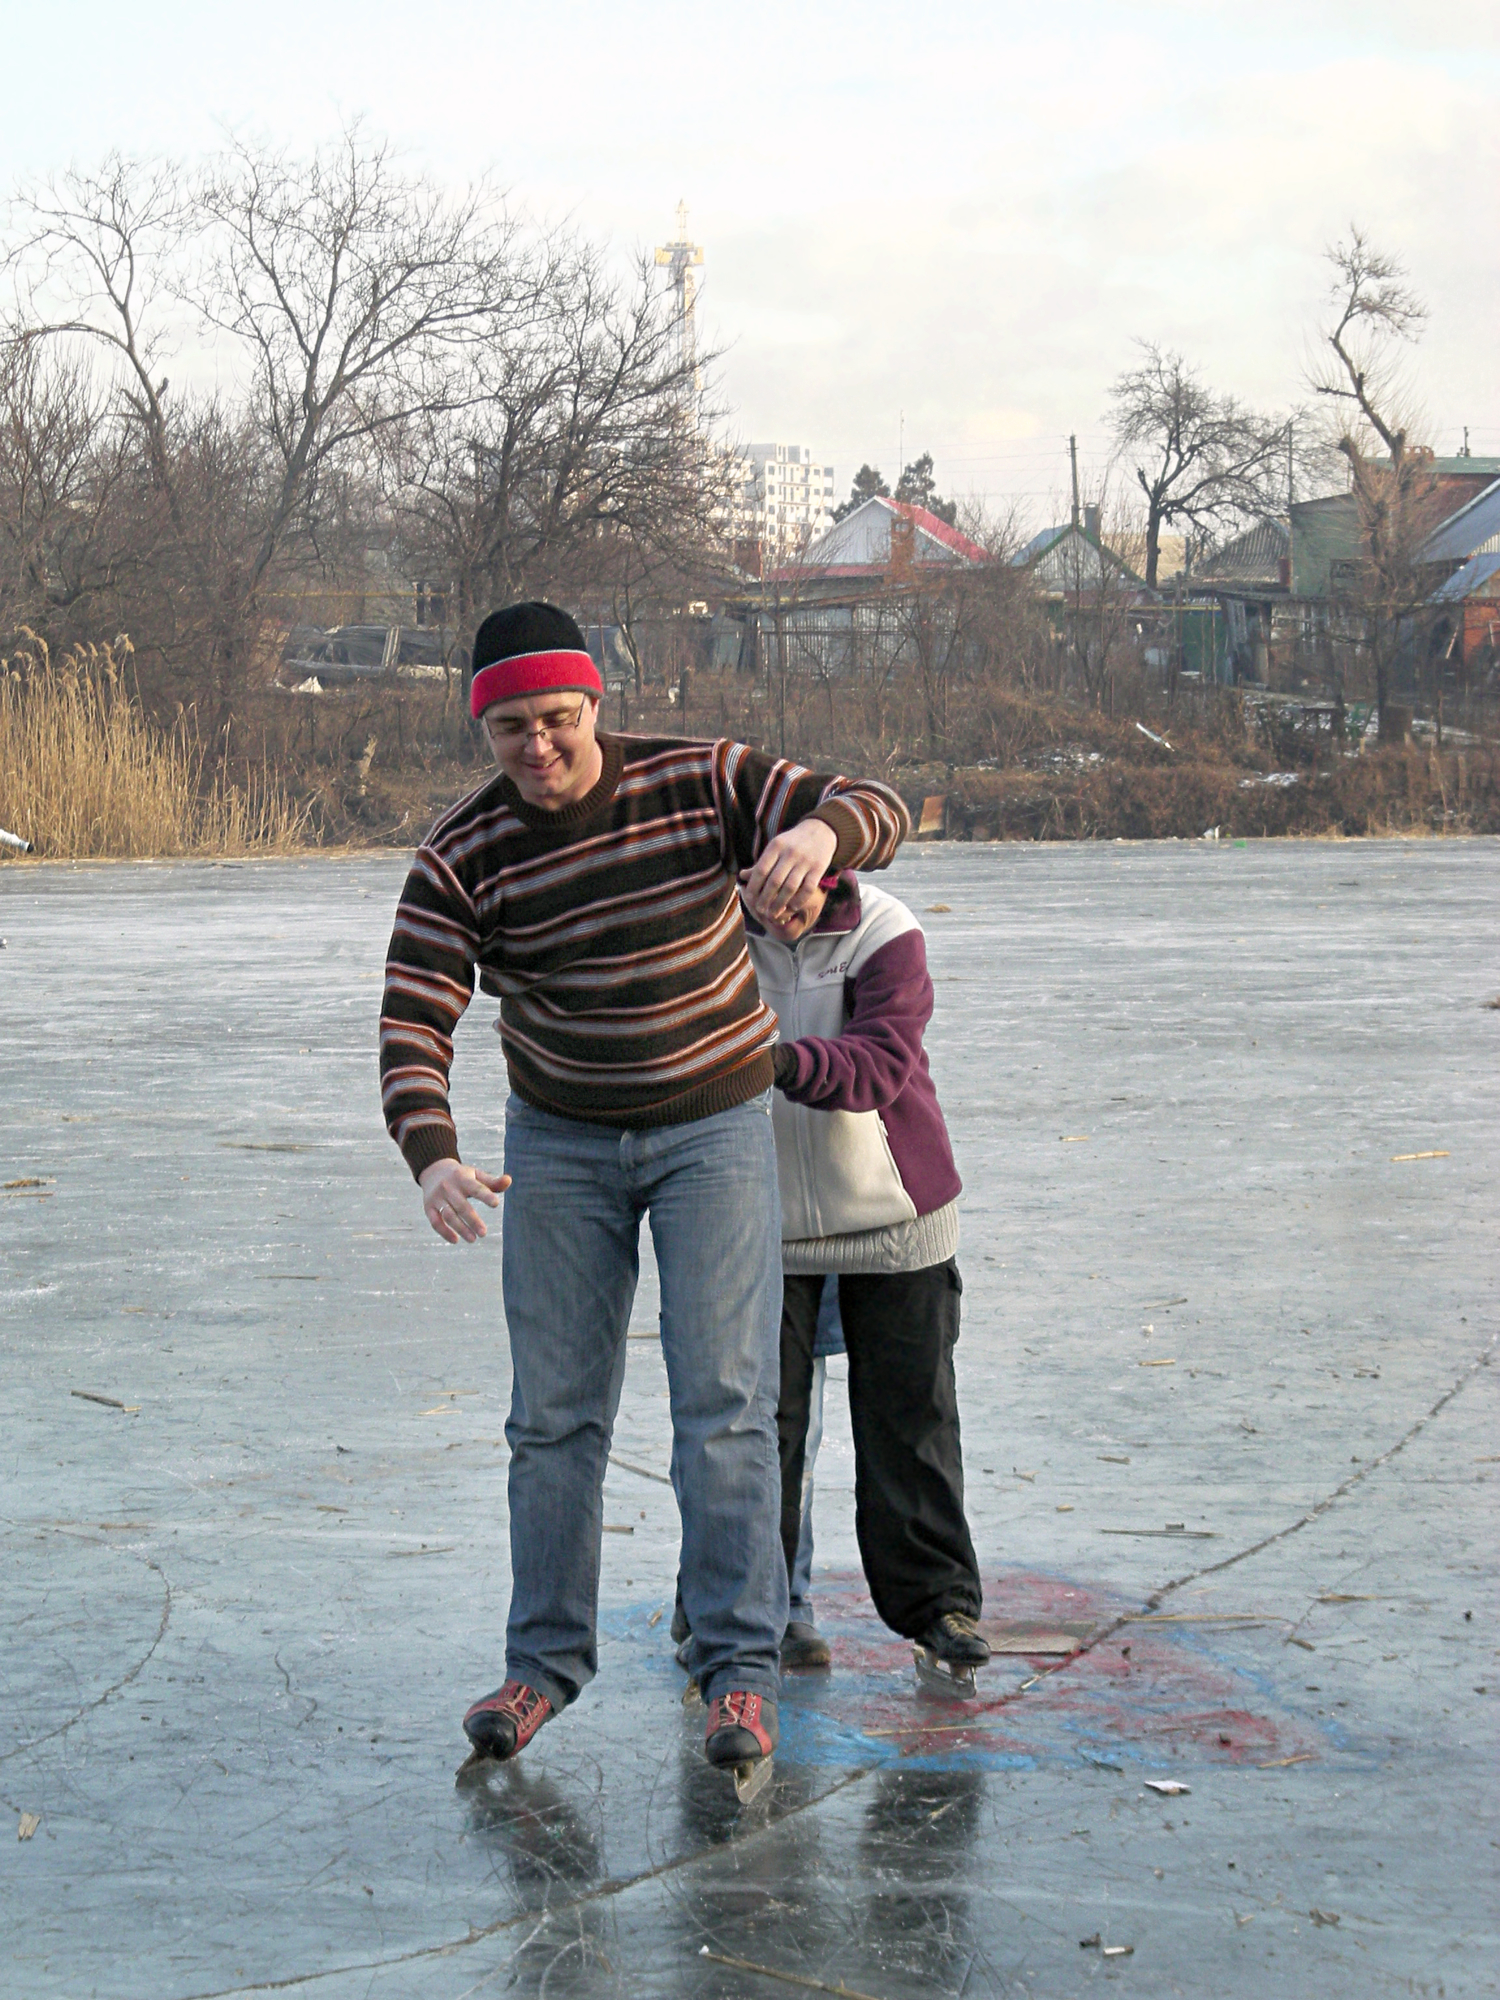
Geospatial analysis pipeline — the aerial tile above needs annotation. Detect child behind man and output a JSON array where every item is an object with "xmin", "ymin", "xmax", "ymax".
[{"xmin": 750, "ymin": 868, "xmax": 988, "ymax": 1680}]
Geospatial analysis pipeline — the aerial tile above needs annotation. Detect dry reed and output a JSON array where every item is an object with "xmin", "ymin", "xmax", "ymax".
[{"xmin": 0, "ymin": 632, "xmax": 311, "ymax": 858}]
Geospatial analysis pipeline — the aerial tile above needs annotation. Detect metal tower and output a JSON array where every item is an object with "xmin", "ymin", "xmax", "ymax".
[{"xmin": 655, "ymin": 201, "xmax": 703, "ymax": 408}]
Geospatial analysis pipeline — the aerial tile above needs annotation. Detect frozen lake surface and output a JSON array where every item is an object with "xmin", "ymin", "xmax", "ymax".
[{"xmin": 2, "ymin": 837, "xmax": 1497, "ymax": 1998}]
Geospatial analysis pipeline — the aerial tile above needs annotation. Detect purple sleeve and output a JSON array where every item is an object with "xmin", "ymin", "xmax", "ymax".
[{"xmin": 776, "ymin": 930, "xmax": 932, "ymax": 1112}]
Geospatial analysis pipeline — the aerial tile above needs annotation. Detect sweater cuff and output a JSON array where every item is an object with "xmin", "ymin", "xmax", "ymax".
[
  {"xmin": 807, "ymin": 799, "xmax": 864, "ymax": 870},
  {"xmin": 772, "ymin": 1043, "xmax": 800, "ymax": 1088},
  {"xmin": 401, "ymin": 1122, "xmax": 461, "ymax": 1183}
]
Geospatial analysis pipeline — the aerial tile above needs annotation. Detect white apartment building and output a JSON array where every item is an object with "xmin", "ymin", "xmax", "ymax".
[{"xmin": 730, "ymin": 442, "xmax": 837, "ymax": 556}]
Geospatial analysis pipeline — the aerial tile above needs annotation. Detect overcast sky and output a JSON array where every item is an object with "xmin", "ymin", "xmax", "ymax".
[{"xmin": 5, "ymin": 1, "xmax": 1495, "ymax": 526}]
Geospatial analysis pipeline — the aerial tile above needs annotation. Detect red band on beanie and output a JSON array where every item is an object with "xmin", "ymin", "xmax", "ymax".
[{"xmin": 470, "ymin": 648, "xmax": 604, "ymax": 719}]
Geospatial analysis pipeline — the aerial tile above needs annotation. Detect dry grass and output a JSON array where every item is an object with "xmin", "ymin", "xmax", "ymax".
[
  {"xmin": 948, "ymin": 740, "xmax": 1500, "ymax": 841},
  {"xmin": 0, "ymin": 633, "xmax": 311, "ymax": 858},
  {"xmin": 9, "ymin": 636, "xmax": 1492, "ymax": 857}
]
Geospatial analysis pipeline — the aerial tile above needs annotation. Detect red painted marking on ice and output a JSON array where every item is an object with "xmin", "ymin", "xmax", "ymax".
[{"xmin": 793, "ymin": 1571, "xmax": 1320, "ymax": 1770}]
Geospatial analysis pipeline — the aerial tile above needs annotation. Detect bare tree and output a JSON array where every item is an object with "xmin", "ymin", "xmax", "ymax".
[
  {"xmin": 1311, "ymin": 227, "xmax": 1432, "ymax": 732},
  {"xmin": 907, "ymin": 580, "xmax": 969, "ymax": 755},
  {"xmin": 1109, "ymin": 343, "xmax": 1286, "ymax": 589},
  {"xmin": 0, "ymin": 340, "xmax": 139, "ymax": 634},
  {"xmin": 5, "ymin": 132, "xmax": 525, "ymax": 708},
  {"xmin": 199, "ymin": 132, "xmax": 526, "ymax": 595},
  {"xmin": 1059, "ymin": 491, "xmax": 1149, "ymax": 711},
  {"xmin": 383, "ymin": 236, "xmax": 731, "ymax": 623}
]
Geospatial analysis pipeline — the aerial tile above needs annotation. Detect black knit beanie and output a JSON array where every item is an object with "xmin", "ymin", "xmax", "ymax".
[{"xmin": 469, "ymin": 602, "xmax": 603, "ymax": 718}]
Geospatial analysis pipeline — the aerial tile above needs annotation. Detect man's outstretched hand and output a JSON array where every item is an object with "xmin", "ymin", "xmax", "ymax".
[
  {"xmin": 418, "ymin": 1158, "xmax": 511, "ymax": 1244},
  {"xmin": 741, "ymin": 818, "xmax": 838, "ymax": 925}
]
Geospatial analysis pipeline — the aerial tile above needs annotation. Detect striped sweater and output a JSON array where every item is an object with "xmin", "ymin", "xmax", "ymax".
[{"xmin": 379, "ymin": 732, "xmax": 909, "ymax": 1178}]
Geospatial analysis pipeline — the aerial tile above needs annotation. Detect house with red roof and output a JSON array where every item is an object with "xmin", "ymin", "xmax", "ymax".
[
  {"xmin": 767, "ymin": 495, "xmax": 989, "ymax": 586},
  {"xmin": 718, "ymin": 496, "xmax": 992, "ymax": 689}
]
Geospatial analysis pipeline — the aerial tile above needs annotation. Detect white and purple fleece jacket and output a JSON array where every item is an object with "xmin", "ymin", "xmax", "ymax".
[{"xmin": 747, "ymin": 872, "xmax": 962, "ymax": 1273}]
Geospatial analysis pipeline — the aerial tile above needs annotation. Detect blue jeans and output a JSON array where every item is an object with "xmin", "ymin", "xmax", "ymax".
[{"xmin": 500, "ymin": 1091, "xmax": 786, "ymax": 1710}]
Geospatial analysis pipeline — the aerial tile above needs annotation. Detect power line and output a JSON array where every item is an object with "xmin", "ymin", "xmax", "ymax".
[
  {"xmin": 821, "ymin": 436, "xmax": 1115, "ymax": 470},
  {"xmin": 909, "ymin": 437, "xmax": 1115, "ymax": 466}
]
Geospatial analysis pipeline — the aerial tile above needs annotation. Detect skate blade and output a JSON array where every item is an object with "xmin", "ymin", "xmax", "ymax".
[
  {"xmin": 913, "ymin": 1644, "xmax": 978, "ymax": 1700},
  {"xmin": 732, "ymin": 1755, "xmax": 773, "ymax": 1805},
  {"xmin": 455, "ymin": 1745, "xmax": 504, "ymax": 1785}
]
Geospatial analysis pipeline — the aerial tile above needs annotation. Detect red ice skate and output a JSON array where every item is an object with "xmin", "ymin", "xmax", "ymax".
[
  {"xmin": 458, "ymin": 1680, "xmax": 553, "ymax": 1773},
  {"xmin": 704, "ymin": 1690, "xmax": 777, "ymax": 1803}
]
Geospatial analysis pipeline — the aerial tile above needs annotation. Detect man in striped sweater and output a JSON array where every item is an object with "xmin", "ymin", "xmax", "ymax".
[{"xmin": 379, "ymin": 601, "xmax": 908, "ymax": 1779}]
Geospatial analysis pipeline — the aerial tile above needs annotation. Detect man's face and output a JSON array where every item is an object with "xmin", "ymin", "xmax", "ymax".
[
  {"xmin": 482, "ymin": 691, "xmax": 602, "ymax": 809},
  {"xmin": 745, "ymin": 876, "xmax": 829, "ymax": 945}
]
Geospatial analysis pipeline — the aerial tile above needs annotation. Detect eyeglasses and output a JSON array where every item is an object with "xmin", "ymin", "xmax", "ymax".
[{"xmin": 484, "ymin": 697, "xmax": 591, "ymax": 743}]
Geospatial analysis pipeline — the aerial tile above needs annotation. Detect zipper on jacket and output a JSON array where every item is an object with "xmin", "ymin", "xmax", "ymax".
[{"xmin": 787, "ymin": 939, "xmax": 820, "ymax": 1239}]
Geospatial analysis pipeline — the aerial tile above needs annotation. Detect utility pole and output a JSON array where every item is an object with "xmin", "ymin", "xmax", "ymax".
[
  {"xmin": 1462, "ymin": 425, "xmax": 1471, "ymax": 458},
  {"xmin": 1286, "ymin": 419, "xmax": 1295, "ymax": 511},
  {"xmin": 898, "ymin": 410, "xmax": 904, "ymax": 489},
  {"xmin": 1066, "ymin": 434, "xmax": 1082, "ymax": 696}
]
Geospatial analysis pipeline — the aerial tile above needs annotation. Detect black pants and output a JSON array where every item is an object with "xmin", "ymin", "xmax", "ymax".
[{"xmin": 778, "ymin": 1261, "xmax": 981, "ymax": 1639}]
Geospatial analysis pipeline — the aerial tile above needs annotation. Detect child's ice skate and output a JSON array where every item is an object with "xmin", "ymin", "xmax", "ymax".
[
  {"xmin": 912, "ymin": 1612, "xmax": 990, "ymax": 1699},
  {"xmin": 704, "ymin": 1690, "xmax": 777, "ymax": 1803},
  {"xmin": 780, "ymin": 1618, "xmax": 832, "ymax": 1670}
]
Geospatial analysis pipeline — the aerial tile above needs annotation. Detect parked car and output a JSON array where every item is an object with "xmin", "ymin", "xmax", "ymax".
[{"xmin": 279, "ymin": 625, "xmax": 453, "ymax": 688}]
